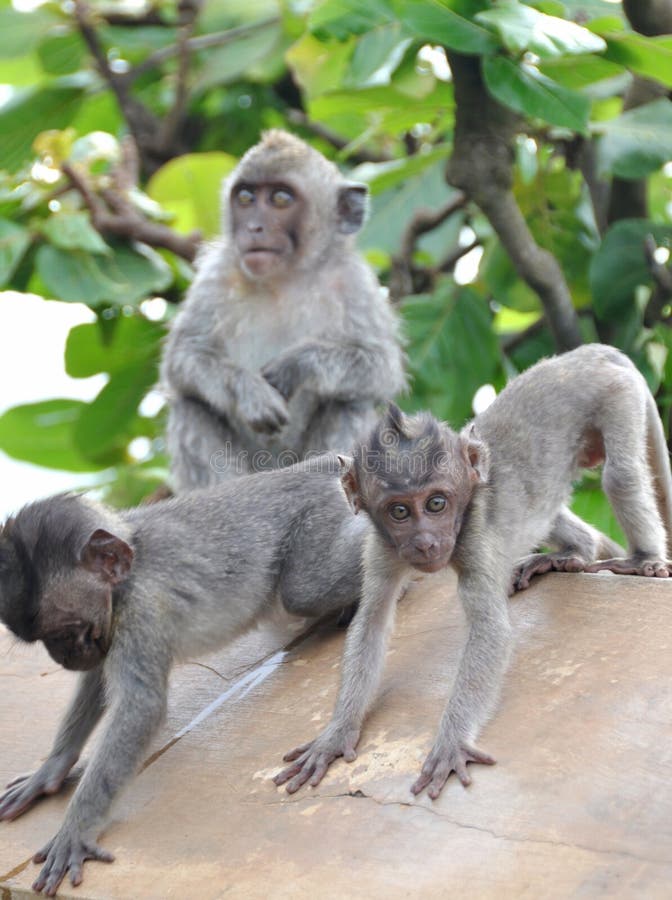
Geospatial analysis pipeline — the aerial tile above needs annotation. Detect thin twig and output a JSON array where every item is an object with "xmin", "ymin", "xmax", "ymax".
[{"xmin": 63, "ymin": 162, "xmax": 201, "ymax": 262}]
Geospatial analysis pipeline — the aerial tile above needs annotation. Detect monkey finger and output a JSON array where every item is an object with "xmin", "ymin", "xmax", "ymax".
[
  {"xmin": 282, "ymin": 742, "xmax": 313, "ymax": 763},
  {"xmin": 309, "ymin": 757, "xmax": 333, "ymax": 787},
  {"xmin": 410, "ymin": 772, "xmax": 432, "ymax": 796},
  {"xmin": 4, "ymin": 773, "xmax": 30, "ymax": 789},
  {"xmin": 272, "ymin": 761, "xmax": 305, "ymax": 786},
  {"xmin": 286, "ymin": 765, "xmax": 317, "ymax": 794},
  {"xmin": 464, "ymin": 745, "xmax": 496, "ymax": 766},
  {"xmin": 453, "ymin": 762, "xmax": 472, "ymax": 788}
]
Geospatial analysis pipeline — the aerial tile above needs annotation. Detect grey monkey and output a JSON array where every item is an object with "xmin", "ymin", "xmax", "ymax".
[
  {"xmin": 0, "ymin": 457, "xmax": 366, "ymax": 895},
  {"xmin": 160, "ymin": 129, "xmax": 405, "ymax": 489},
  {"xmin": 274, "ymin": 343, "xmax": 672, "ymax": 799}
]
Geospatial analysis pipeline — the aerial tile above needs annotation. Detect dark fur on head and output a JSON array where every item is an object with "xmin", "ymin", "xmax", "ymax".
[
  {"xmin": 0, "ymin": 495, "xmax": 98, "ymax": 642},
  {"xmin": 353, "ymin": 403, "xmax": 461, "ymax": 494}
]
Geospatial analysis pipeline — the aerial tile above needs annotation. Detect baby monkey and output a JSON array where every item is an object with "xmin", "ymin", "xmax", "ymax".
[{"xmin": 275, "ymin": 343, "xmax": 672, "ymax": 799}]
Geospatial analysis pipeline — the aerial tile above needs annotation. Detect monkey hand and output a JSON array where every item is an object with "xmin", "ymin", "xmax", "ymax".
[
  {"xmin": 0, "ymin": 754, "xmax": 75, "ymax": 821},
  {"xmin": 32, "ymin": 827, "xmax": 114, "ymax": 896},
  {"xmin": 236, "ymin": 376, "xmax": 290, "ymax": 434},
  {"xmin": 511, "ymin": 551, "xmax": 588, "ymax": 594},
  {"xmin": 272, "ymin": 724, "xmax": 360, "ymax": 794},
  {"xmin": 410, "ymin": 738, "xmax": 495, "ymax": 800},
  {"xmin": 261, "ymin": 354, "xmax": 304, "ymax": 401}
]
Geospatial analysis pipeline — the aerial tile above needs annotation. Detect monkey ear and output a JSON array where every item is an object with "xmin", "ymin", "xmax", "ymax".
[
  {"xmin": 337, "ymin": 184, "xmax": 369, "ymax": 234},
  {"xmin": 81, "ymin": 529, "xmax": 134, "ymax": 585},
  {"xmin": 338, "ymin": 455, "xmax": 363, "ymax": 514},
  {"xmin": 460, "ymin": 430, "xmax": 490, "ymax": 485}
]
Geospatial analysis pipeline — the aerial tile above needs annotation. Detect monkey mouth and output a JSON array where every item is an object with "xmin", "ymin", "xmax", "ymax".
[{"xmin": 408, "ymin": 555, "xmax": 450, "ymax": 574}]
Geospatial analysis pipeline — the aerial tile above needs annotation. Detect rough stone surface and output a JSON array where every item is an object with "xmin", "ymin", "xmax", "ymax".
[{"xmin": 1, "ymin": 571, "xmax": 671, "ymax": 898}]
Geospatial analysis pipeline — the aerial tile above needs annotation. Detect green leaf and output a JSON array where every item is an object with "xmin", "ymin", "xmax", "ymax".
[
  {"xmin": 572, "ymin": 476, "xmax": 625, "ymax": 546},
  {"xmin": 308, "ymin": 0, "xmax": 396, "ymax": 40},
  {"xmin": 476, "ymin": 0, "xmax": 605, "ymax": 57},
  {"xmin": 74, "ymin": 361, "xmax": 159, "ymax": 461},
  {"xmin": 194, "ymin": 21, "xmax": 282, "ymax": 92},
  {"xmin": 39, "ymin": 212, "xmax": 110, "ymax": 255},
  {"xmin": 0, "ymin": 6, "xmax": 58, "ymax": 59},
  {"xmin": 346, "ymin": 23, "xmax": 411, "ymax": 87},
  {"xmin": 594, "ymin": 98, "xmax": 672, "ymax": 179},
  {"xmin": 286, "ymin": 33, "xmax": 356, "ymax": 100},
  {"xmin": 596, "ymin": 30, "xmax": 672, "ymax": 89},
  {"xmin": 35, "ymin": 243, "xmax": 173, "ymax": 307},
  {"xmin": 398, "ymin": 0, "xmax": 498, "ymax": 55},
  {"xmin": 0, "ymin": 85, "xmax": 84, "ymax": 171},
  {"xmin": 65, "ymin": 315, "xmax": 165, "ymax": 378},
  {"xmin": 400, "ymin": 283, "xmax": 501, "ymax": 428},
  {"xmin": 358, "ymin": 160, "xmax": 460, "ymax": 258},
  {"xmin": 483, "ymin": 56, "xmax": 589, "ymax": 133},
  {"xmin": 590, "ymin": 219, "xmax": 672, "ymax": 320},
  {"xmin": 146, "ymin": 152, "xmax": 237, "ymax": 238},
  {"xmin": 351, "ymin": 145, "xmax": 451, "ymax": 194},
  {"xmin": 37, "ymin": 31, "xmax": 86, "ymax": 75},
  {"xmin": 0, "ymin": 399, "xmax": 104, "ymax": 472},
  {"xmin": 0, "ymin": 219, "xmax": 31, "ymax": 288}
]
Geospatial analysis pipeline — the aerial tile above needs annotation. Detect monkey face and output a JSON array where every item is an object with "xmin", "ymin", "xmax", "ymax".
[
  {"xmin": 39, "ymin": 569, "xmax": 113, "ymax": 671},
  {"xmin": 374, "ymin": 486, "xmax": 468, "ymax": 573},
  {"xmin": 230, "ymin": 180, "xmax": 304, "ymax": 280}
]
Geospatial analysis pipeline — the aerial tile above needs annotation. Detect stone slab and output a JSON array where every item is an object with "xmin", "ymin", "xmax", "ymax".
[{"xmin": 2, "ymin": 571, "xmax": 671, "ymax": 898}]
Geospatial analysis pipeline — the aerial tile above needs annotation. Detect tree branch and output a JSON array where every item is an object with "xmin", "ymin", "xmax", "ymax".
[
  {"xmin": 389, "ymin": 195, "xmax": 468, "ymax": 300},
  {"xmin": 608, "ymin": 0, "xmax": 672, "ymax": 224},
  {"xmin": 63, "ymin": 148, "xmax": 201, "ymax": 263},
  {"xmin": 127, "ymin": 17, "xmax": 280, "ymax": 83},
  {"xmin": 446, "ymin": 52, "xmax": 582, "ymax": 351},
  {"xmin": 285, "ymin": 110, "xmax": 393, "ymax": 164}
]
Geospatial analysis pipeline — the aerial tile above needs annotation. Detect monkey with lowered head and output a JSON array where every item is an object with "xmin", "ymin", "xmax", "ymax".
[
  {"xmin": 160, "ymin": 129, "xmax": 406, "ymax": 490},
  {"xmin": 275, "ymin": 343, "xmax": 672, "ymax": 799},
  {"xmin": 0, "ymin": 458, "xmax": 367, "ymax": 895}
]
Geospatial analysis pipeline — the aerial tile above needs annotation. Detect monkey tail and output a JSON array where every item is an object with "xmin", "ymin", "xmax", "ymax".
[{"xmin": 646, "ymin": 390, "xmax": 672, "ymax": 554}]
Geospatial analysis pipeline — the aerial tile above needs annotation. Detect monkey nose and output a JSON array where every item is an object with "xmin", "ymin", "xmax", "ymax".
[{"xmin": 413, "ymin": 535, "xmax": 439, "ymax": 557}]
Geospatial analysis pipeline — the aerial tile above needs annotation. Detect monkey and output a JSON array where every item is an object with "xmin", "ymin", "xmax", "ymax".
[
  {"xmin": 160, "ymin": 129, "xmax": 406, "ymax": 490},
  {"xmin": 0, "ymin": 457, "xmax": 368, "ymax": 896},
  {"xmin": 274, "ymin": 343, "xmax": 672, "ymax": 800}
]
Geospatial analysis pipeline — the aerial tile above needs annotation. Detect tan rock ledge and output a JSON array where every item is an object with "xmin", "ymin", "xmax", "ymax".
[{"xmin": 1, "ymin": 570, "xmax": 671, "ymax": 899}]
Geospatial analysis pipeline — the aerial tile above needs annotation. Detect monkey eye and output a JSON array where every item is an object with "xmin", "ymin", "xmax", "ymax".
[
  {"xmin": 271, "ymin": 188, "xmax": 294, "ymax": 209},
  {"xmin": 389, "ymin": 503, "xmax": 410, "ymax": 522},
  {"xmin": 235, "ymin": 187, "xmax": 255, "ymax": 206},
  {"xmin": 426, "ymin": 495, "xmax": 447, "ymax": 513}
]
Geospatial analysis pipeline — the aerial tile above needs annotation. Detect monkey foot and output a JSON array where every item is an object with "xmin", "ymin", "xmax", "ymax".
[
  {"xmin": 511, "ymin": 552, "xmax": 587, "ymax": 594},
  {"xmin": 585, "ymin": 557, "xmax": 671, "ymax": 578},
  {"xmin": 411, "ymin": 739, "xmax": 495, "ymax": 800},
  {"xmin": 32, "ymin": 831, "xmax": 114, "ymax": 896}
]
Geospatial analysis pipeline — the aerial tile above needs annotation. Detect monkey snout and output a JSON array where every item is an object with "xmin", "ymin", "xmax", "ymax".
[{"xmin": 413, "ymin": 534, "xmax": 440, "ymax": 557}]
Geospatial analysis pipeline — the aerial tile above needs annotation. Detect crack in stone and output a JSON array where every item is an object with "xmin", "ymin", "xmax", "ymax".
[{"xmin": 264, "ymin": 787, "xmax": 667, "ymax": 867}]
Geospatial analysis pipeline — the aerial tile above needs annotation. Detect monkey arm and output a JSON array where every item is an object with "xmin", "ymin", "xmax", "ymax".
[
  {"xmin": 163, "ymin": 325, "xmax": 289, "ymax": 434},
  {"xmin": 262, "ymin": 337, "xmax": 405, "ymax": 403},
  {"xmin": 0, "ymin": 669, "xmax": 105, "ymax": 822},
  {"xmin": 274, "ymin": 542, "xmax": 409, "ymax": 794},
  {"xmin": 411, "ymin": 573, "xmax": 511, "ymax": 800},
  {"xmin": 31, "ymin": 648, "xmax": 170, "ymax": 896}
]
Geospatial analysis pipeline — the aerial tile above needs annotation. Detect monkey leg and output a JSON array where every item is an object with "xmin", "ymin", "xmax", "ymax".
[
  {"xmin": 595, "ymin": 389, "xmax": 671, "ymax": 578},
  {"xmin": 166, "ymin": 397, "xmax": 264, "ymax": 489},
  {"xmin": 278, "ymin": 514, "xmax": 366, "ymax": 618},
  {"xmin": 511, "ymin": 506, "xmax": 625, "ymax": 593}
]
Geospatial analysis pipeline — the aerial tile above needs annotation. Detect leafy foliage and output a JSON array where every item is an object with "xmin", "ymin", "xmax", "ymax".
[{"xmin": 0, "ymin": 0, "xmax": 671, "ymax": 542}]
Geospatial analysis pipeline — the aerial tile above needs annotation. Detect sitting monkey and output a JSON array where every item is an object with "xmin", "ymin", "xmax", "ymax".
[
  {"xmin": 161, "ymin": 129, "xmax": 406, "ymax": 489},
  {"xmin": 275, "ymin": 343, "xmax": 672, "ymax": 799}
]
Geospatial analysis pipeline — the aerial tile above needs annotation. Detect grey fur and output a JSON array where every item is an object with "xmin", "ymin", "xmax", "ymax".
[
  {"xmin": 0, "ymin": 458, "xmax": 367, "ymax": 894},
  {"xmin": 160, "ymin": 130, "xmax": 406, "ymax": 489},
  {"xmin": 275, "ymin": 343, "xmax": 672, "ymax": 799}
]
